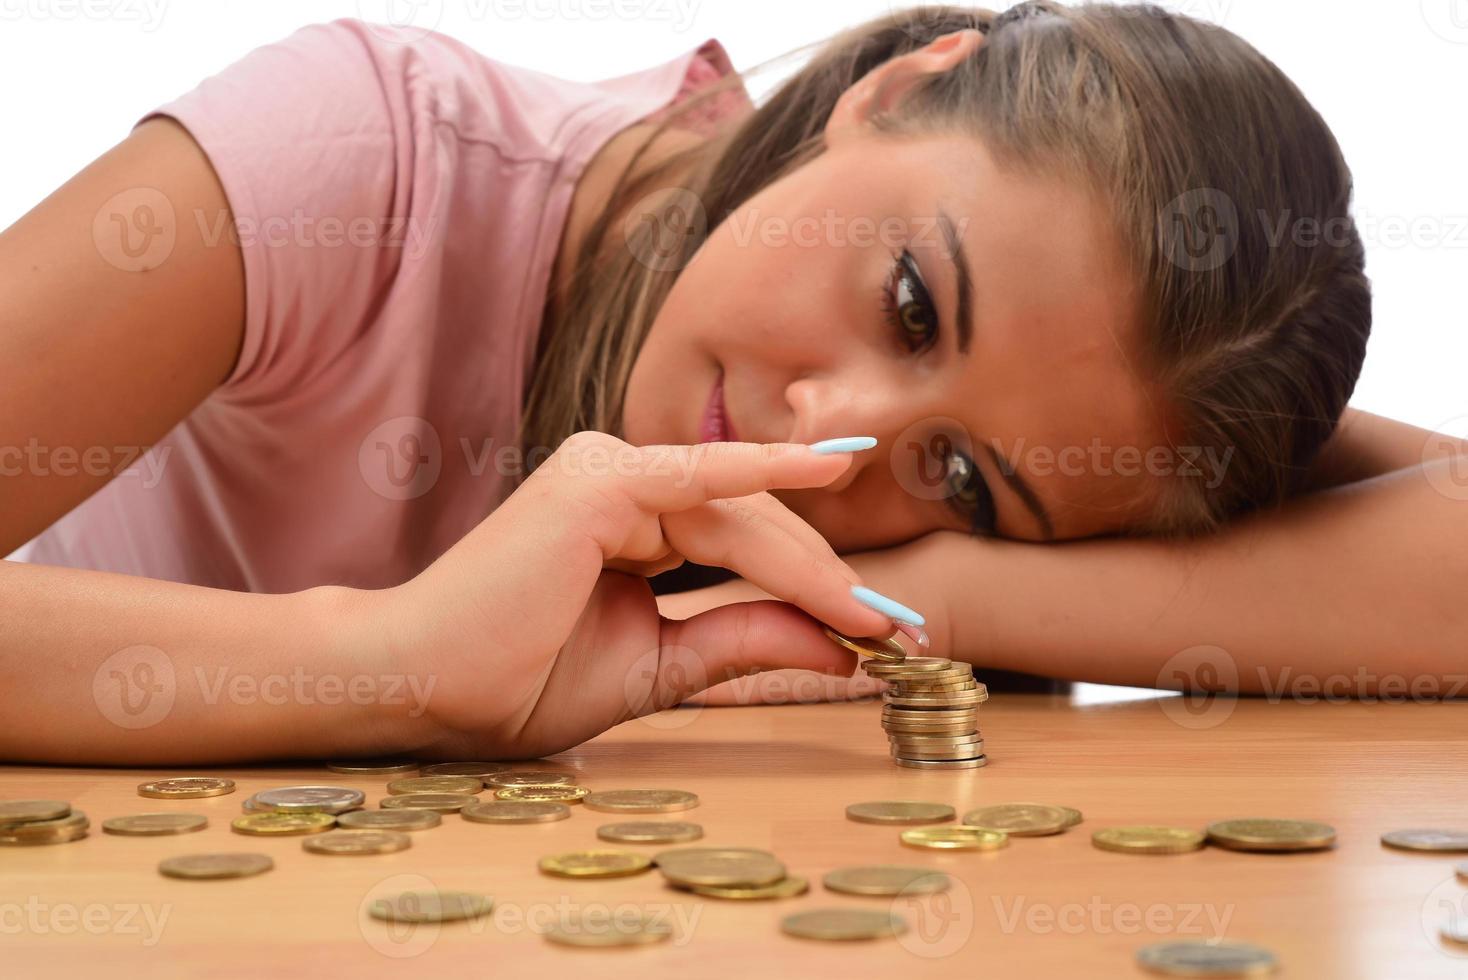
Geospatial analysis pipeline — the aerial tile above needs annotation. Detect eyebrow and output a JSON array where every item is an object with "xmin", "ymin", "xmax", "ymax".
[
  {"xmin": 978, "ymin": 440, "xmax": 1056, "ymax": 541},
  {"xmin": 937, "ymin": 209, "xmax": 974, "ymax": 356}
]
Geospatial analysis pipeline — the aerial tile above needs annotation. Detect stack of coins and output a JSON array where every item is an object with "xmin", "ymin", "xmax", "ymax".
[
  {"xmin": 0, "ymin": 800, "xmax": 88, "ymax": 846},
  {"xmin": 824, "ymin": 627, "xmax": 988, "ymax": 770}
]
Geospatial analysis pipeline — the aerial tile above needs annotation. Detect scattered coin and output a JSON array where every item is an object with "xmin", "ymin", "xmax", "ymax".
[
  {"xmin": 962, "ymin": 803, "xmax": 1072, "ymax": 836},
  {"xmin": 544, "ymin": 911, "xmax": 673, "ymax": 947},
  {"xmin": 159, "ymin": 853, "xmax": 273, "ymax": 880},
  {"xmin": 1206, "ymin": 819, "xmax": 1336, "ymax": 852},
  {"xmin": 782, "ymin": 909, "xmax": 907, "ymax": 941},
  {"xmin": 0, "ymin": 800, "xmax": 71, "ymax": 829},
  {"xmin": 1381, "ymin": 829, "xmax": 1468, "ymax": 852},
  {"xmin": 231, "ymin": 812, "xmax": 335, "ymax": 836},
  {"xmin": 494, "ymin": 785, "xmax": 589, "ymax": 804},
  {"xmin": 419, "ymin": 762, "xmax": 512, "ymax": 778},
  {"xmin": 900, "ymin": 826, "xmax": 1008, "ymax": 851},
  {"xmin": 379, "ymin": 793, "xmax": 477, "ymax": 813},
  {"xmin": 368, "ymin": 891, "xmax": 493, "ymax": 923},
  {"xmin": 845, "ymin": 801, "xmax": 956, "ymax": 825},
  {"xmin": 252, "ymin": 786, "xmax": 363, "ymax": 814},
  {"xmin": 485, "ymin": 771, "xmax": 574, "ymax": 788},
  {"xmin": 822, "ymin": 626, "xmax": 907, "ymax": 662},
  {"xmin": 655, "ymin": 847, "xmax": 787, "ymax": 888},
  {"xmin": 597, "ymin": 821, "xmax": 703, "ymax": 844},
  {"xmin": 1092, "ymin": 827, "xmax": 1206, "ymax": 855},
  {"xmin": 1136, "ymin": 939, "xmax": 1278, "ymax": 977},
  {"xmin": 1457, "ymin": 861, "xmax": 1468, "ymax": 884},
  {"xmin": 1061, "ymin": 807, "xmax": 1085, "ymax": 828},
  {"xmin": 303, "ymin": 830, "xmax": 412, "ymax": 855},
  {"xmin": 1443, "ymin": 919, "xmax": 1468, "ymax": 945},
  {"xmin": 462, "ymin": 801, "xmax": 572, "ymax": 825},
  {"xmin": 0, "ymin": 810, "xmax": 89, "ymax": 846},
  {"xmin": 582, "ymin": 789, "xmax": 699, "ymax": 813},
  {"xmin": 337, "ymin": 809, "xmax": 441, "ymax": 831},
  {"xmin": 137, "ymin": 777, "xmax": 235, "ymax": 800},
  {"xmin": 386, "ymin": 776, "xmax": 483, "ymax": 796},
  {"xmin": 325, "ymin": 760, "xmax": 419, "ymax": 775},
  {"xmin": 539, "ymin": 850, "xmax": 653, "ymax": 879},
  {"xmin": 102, "ymin": 813, "xmax": 208, "ymax": 836},
  {"xmin": 688, "ymin": 875, "xmax": 810, "ymax": 900},
  {"xmin": 823, "ymin": 866, "xmax": 950, "ymax": 896}
]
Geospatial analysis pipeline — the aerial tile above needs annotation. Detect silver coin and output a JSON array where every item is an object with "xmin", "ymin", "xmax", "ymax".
[{"xmin": 253, "ymin": 786, "xmax": 365, "ymax": 815}]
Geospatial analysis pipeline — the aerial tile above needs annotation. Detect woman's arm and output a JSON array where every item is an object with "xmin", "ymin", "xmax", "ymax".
[{"xmin": 1301, "ymin": 407, "xmax": 1468, "ymax": 492}]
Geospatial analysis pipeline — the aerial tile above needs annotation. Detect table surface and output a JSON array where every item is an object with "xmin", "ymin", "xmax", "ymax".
[{"xmin": 3, "ymin": 689, "xmax": 1467, "ymax": 979}]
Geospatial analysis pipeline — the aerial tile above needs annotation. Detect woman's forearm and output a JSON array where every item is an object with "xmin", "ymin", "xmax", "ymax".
[
  {"xmin": 952, "ymin": 457, "xmax": 1468, "ymax": 695},
  {"xmin": 1303, "ymin": 407, "xmax": 1468, "ymax": 491},
  {"xmin": 0, "ymin": 560, "xmax": 407, "ymax": 764}
]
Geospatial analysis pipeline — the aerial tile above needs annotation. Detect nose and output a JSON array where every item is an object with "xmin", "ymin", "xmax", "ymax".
[{"xmin": 784, "ymin": 373, "xmax": 907, "ymax": 494}]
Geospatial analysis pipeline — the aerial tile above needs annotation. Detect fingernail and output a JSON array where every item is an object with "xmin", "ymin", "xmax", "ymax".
[
  {"xmin": 893, "ymin": 621, "xmax": 930, "ymax": 650},
  {"xmin": 850, "ymin": 584, "xmax": 925, "ymax": 626},
  {"xmin": 808, "ymin": 436, "xmax": 878, "ymax": 455}
]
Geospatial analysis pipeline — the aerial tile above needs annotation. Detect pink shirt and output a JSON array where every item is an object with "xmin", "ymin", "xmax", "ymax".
[{"xmin": 22, "ymin": 18, "xmax": 753, "ymax": 592}]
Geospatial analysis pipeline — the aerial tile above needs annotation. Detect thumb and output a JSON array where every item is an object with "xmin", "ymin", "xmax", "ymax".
[{"xmin": 654, "ymin": 600, "xmax": 859, "ymax": 707}]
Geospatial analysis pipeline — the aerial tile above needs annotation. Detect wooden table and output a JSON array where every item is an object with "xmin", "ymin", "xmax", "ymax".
[{"xmin": 3, "ymin": 690, "xmax": 1467, "ymax": 978}]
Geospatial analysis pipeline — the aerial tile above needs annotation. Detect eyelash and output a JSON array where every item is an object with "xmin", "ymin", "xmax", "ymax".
[{"xmin": 877, "ymin": 249, "xmax": 997, "ymax": 536}]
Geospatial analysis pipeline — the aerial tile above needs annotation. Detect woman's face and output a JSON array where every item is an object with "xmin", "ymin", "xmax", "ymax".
[{"xmin": 621, "ymin": 129, "xmax": 1174, "ymax": 551}]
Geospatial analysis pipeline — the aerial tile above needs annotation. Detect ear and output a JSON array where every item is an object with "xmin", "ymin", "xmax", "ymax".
[{"xmin": 825, "ymin": 29, "xmax": 985, "ymax": 145}]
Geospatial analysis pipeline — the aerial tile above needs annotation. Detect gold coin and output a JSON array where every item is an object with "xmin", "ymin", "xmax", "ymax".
[
  {"xmin": 462, "ymin": 801, "xmax": 572, "ymax": 825},
  {"xmin": 1092, "ymin": 827, "xmax": 1206, "ymax": 855},
  {"xmin": 539, "ymin": 850, "xmax": 653, "ymax": 878},
  {"xmin": 655, "ymin": 847, "xmax": 787, "ymax": 888},
  {"xmin": 231, "ymin": 812, "xmax": 335, "ymax": 836},
  {"xmin": 823, "ymin": 866, "xmax": 950, "ymax": 896},
  {"xmin": 138, "ymin": 777, "xmax": 235, "ymax": 799},
  {"xmin": 544, "ymin": 911, "xmax": 673, "ymax": 947},
  {"xmin": 419, "ymin": 762, "xmax": 512, "ymax": 778},
  {"xmin": 1381, "ymin": 829, "xmax": 1468, "ymax": 852},
  {"xmin": 891, "ymin": 743, "xmax": 985, "ymax": 760},
  {"xmin": 883, "ymin": 691, "xmax": 988, "ymax": 708},
  {"xmin": 303, "ymin": 830, "xmax": 412, "ymax": 855},
  {"xmin": 1136, "ymin": 940, "xmax": 1279, "ymax": 977},
  {"xmin": 337, "ymin": 809, "xmax": 441, "ymax": 831},
  {"xmin": 325, "ymin": 760, "xmax": 419, "ymax": 775},
  {"xmin": 158, "ymin": 853, "xmax": 273, "ymax": 880},
  {"xmin": 962, "ymin": 803, "xmax": 1072, "ymax": 836},
  {"xmin": 688, "ymin": 875, "xmax": 809, "ymax": 900},
  {"xmin": 379, "ymin": 793, "xmax": 477, "ymax": 813},
  {"xmin": 845, "ymin": 801, "xmax": 956, "ymax": 825},
  {"xmin": 1443, "ymin": 919, "xmax": 1468, "ymax": 945},
  {"xmin": 900, "ymin": 826, "xmax": 1008, "ymax": 851},
  {"xmin": 1206, "ymin": 819, "xmax": 1336, "ymax": 852},
  {"xmin": 1061, "ymin": 807, "xmax": 1084, "ymax": 828},
  {"xmin": 102, "ymin": 813, "xmax": 208, "ymax": 836},
  {"xmin": 822, "ymin": 626, "xmax": 906, "ymax": 662},
  {"xmin": 782, "ymin": 909, "xmax": 908, "ymax": 941},
  {"xmin": 386, "ymin": 776, "xmax": 484, "ymax": 796},
  {"xmin": 894, "ymin": 757, "xmax": 987, "ymax": 770},
  {"xmin": 597, "ymin": 821, "xmax": 703, "ymax": 844},
  {"xmin": 369, "ymin": 891, "xmax": 493, "ymax": 923},
  {"xmin": 252, "ymin": 786, "xmax": 364, "ymax": 814},
  {"xmin": 494, "ymin": 785, "xmax": 589, "ymax": 804},
  {"xmin": 863, "ymin": 657, "xmax": 952, "ymax": 676},
  {"xmin": 0, "ymin": 800, "xmax": 71, "ymax": 829},
  {"xmin": 0, "ymin": 810, "xmax": 89, "ymax": 845},
  {"xmin": 582, "ymin": 790, "xmax": 699, "ymax": 813},
  {"xmin": 485, "ymin": 771, "xmax": 574, "ymax": 788}
]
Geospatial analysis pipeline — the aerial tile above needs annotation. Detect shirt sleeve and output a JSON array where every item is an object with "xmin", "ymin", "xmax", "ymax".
[{"xmin": 136, "ymin": 18, "xmax": 454, "ymax": 405}]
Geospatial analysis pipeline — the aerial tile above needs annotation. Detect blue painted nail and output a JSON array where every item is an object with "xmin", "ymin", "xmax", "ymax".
[
  {"xmin": 808, "ymin": 436, "xmax": 878, "ymax": 455},
  {"xmin": 850, "ymin": 584, "xmax": 925, "ymax": 626}
]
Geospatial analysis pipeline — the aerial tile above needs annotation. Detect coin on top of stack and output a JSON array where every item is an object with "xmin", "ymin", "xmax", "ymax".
[{"xmin": 824, "ymin": 627, "xmax": 988, "ymax": 770}]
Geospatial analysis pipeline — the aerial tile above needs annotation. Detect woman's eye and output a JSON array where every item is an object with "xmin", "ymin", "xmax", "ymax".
[
  {"xmin": 946, "ymin": 452, "xmax": 997, "ymax": 535},
  {"xmin": 880, "ymin": 250, "xmax": 939, "ymax": 353}
]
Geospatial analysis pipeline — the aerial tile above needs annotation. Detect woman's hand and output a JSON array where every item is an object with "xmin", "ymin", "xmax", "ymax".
[{"xmin": 373, "ymin": 431, "xmax": 913, "ymax": 759}]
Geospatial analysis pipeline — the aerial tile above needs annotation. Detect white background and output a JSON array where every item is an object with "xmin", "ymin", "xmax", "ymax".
[{"xmin": 1, "ymin": 0, "xmax": 1465, "ymax": 434}]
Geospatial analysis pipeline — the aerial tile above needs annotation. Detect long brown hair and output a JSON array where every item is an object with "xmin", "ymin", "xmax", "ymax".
[{"xmin": 518, "ymin": 2, "xmax": 1371, "ymax": 537}]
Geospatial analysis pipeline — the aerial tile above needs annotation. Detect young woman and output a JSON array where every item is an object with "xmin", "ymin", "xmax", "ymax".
[{"xmin": 2, "ymin": 3, "xmax": 1462, "ymax": 764}]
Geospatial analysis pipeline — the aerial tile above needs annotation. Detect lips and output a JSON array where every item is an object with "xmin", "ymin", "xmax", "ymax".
[{"xmin": 699, "ymin": 371, "xmax": 737, "ymax": 443}]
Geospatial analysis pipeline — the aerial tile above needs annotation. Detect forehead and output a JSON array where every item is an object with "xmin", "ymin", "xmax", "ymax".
[{"xmin": 886, "ymin": 133, "xmax": 1170, "ymax": 537}]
